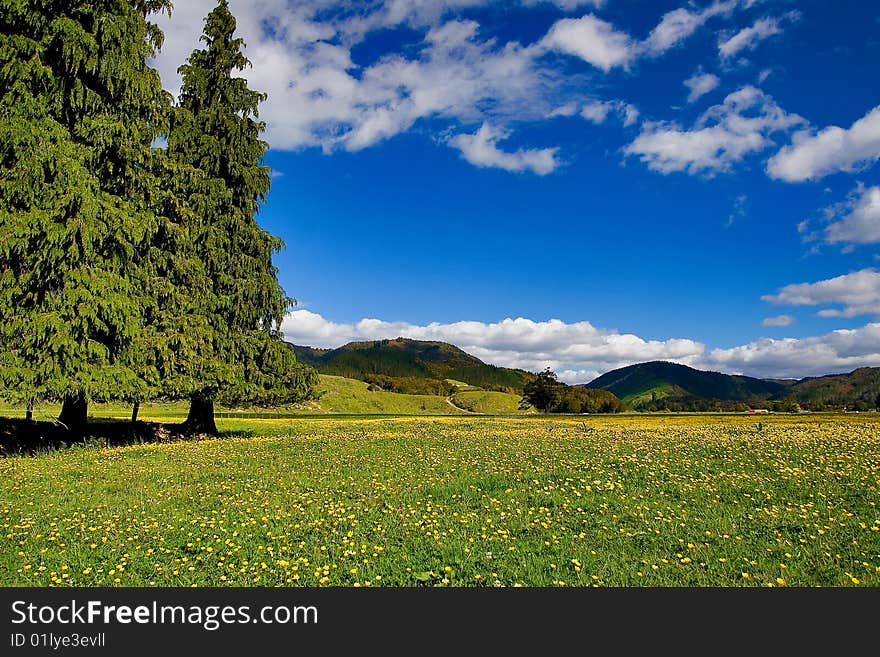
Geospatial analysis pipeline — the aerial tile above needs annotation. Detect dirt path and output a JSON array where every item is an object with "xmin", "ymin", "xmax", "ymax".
[{"xmin": 445, "ymin": 396, "xmax": 479, "ymax": 414}]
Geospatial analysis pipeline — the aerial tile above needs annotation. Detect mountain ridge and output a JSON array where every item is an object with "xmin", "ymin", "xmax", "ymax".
[
  {"xmin": 585, "ymin": 360, "xmax": 880, "ymax": 410},
  {"xmin": 289, "ymin": 337, "xmax": 534, "ymax": 392}
]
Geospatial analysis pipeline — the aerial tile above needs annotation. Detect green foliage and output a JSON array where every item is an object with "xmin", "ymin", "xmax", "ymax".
[
  {"xmin": 0, "ymin": 0, "xmax": 173, "ymax": 406},
  {"xmin": 164, "ymin": 1, "xmax": 316, "ymax": 410},
  {"xmin": 363, "ymin": 374, "xmax": 455, "ymax": 397},
  {"xmin": 521, "ymin": 368, "xmax": 564, "ymax": 412},
  {"xmin": 522, "ymin": 368, "xmax": 623, "ymax": 413},
  {"xmin": 557, "ymin": 386, "xmax": 624, "ymax": 414}
]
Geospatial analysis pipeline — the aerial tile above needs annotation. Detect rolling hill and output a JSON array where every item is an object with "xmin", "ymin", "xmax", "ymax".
[
  {"xmin": 787, "ymin": 367, "xmax": 880, "ymax": 409},
  {"xmin": 290, "ymin": 338, "xmax": 533, "ymax": 392},
  {"xmin": 584, "ymin": 361, "xmax": 787, "ymax": 407}
]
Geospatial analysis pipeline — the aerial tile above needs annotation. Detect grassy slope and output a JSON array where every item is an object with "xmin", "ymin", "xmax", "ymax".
[
  {"xmin": 617, "ymin": 382, "xmax": 686, "ymax": 406},
  {"xmin": 296, "ymin": 375, "xmax": 462, "ymax": 415},
  {"xmin": 2, "ymin": 414, "xmax": 877, "ymax": 587},
  {"xmin": 451, "ymin": 390, "xmax": 532, "ymax": 414}
]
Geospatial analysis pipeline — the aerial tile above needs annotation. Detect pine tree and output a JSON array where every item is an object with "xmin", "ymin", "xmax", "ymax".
[
  {"xmin": 0, "ymin": 0, "xmax": 173, "ymax": 435},
  {"xmin": 167, "ymin": 1, "xmax": 316, "ymax": 434}
]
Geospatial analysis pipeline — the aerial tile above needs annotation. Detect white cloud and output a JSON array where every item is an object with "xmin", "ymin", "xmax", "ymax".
[
  {"xmin": 580, "ymin": 100, "xmax": 613, "ymax": 124},
  {"xmin": 557, "ymin": 369, "xmax": 602, "ymax": 385},
  {"xmin": 683, "ymin": 71, "xmax": 720, "ymax": 103},
  {"xmin": 825, "ymin": 184, "xmax": 880, "ymax": 245},
  {"xmin": 762, "ymin": 315, "xmax": 794, "ymax": 327},
  {"xmin": 642, "ymin": 1, "xmax": 736, "ymax": 56},
  {"xmin": 448, "ymin": 123, "xmax": 560, "ymax": 174},
  {"xmin": 541, "ymin": 1, "xmax": 736, "ymax": 71},
  {"xmin": 718, "ymin": 16, "xmax": 783, "ymax": 59},
  {"xmin": 580, "ymin": 99, "xmax": 639, "ymax": 126},
  {"xmin": 705, "ymin": 323, "xmax": 880, "ymax": 379},
  {"xmin": 726, "ymin": 193, "xmax": 748, "ymax": 227},
  {"xmin": 540, "ymin": 14, "xmax": 636, "ymax": 72},
  {"xmin": 525, "ymin": 0, "xmax": 607, "ymax": 7},
  {"xmin": 762, "ymin": 269, "xmax": 880, "ymax": 318},
  {"xmin": 767, "ymin": 105, "xmax": 880, "ymax": 182},
  {"xmin": 284, "ymin": 309, "xmax": 880, "ymax": 381},
  {"xmin": 625, "ymin": 86, "xmax": 805, "ymax": 175}
]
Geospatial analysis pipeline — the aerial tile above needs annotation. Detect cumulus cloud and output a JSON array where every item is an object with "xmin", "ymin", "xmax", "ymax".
[
  {"xmin": 541, "ymin": 1, "xmax": 736, "ymax": 71},
  {"xmin": 580, "ymin": 99, "xmax": 639, "ymax": 126},
  {"xmin": 767, "ymin": 105, "xmax": 880, "ymax": 182},
  {"xmin": 284, "ymin": 309, "xmax": 880, "ymax": 381},
  {"xmin": 718, "ymin": 16, "xmax": 784, "ymax": 59},
  {"xmin": 824, "ymin": 184, "xmax": 880, "ymax": 245},
  {"xmin": 762, "ymin": 315, "xmax": 794, "ymax": 327},
  {"xmin": 540, "ymin": 14, "xmax": 636, "ymax": 71},
  {"xmin": 705, "ymin": 324, "xmax": 880, "ymax": 379},
  {"xmin": 642, "ymin": 1, "xmax": 736, "ymax": 56},
  {"xmin": 624, "ymin": 86, "xmax": 805, "ymax": 175},
  {"xmin": 762, "ymin": 269, "xmax": 880, "ymax": 318},
  {"xmin": 683, "ymin": 71, "xmax": 720, "ymax": 103},
  {"xmin": 448, "ymin": 123, "xmax": 560, "ymax": 174}
]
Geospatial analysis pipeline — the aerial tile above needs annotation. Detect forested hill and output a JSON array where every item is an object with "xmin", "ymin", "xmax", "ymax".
[
  {"xmin": 584, "ymin": 360, "xmax": 880, "ymax": 410},
  {"xmin": 290, "ymin": 338, "xmax": 533, "ymax": 392},
  {"xmin": 584, "ymin": 361, "xmax": 787, "ymax": 407},
  {"xmin": 786, "ymin": 368, "xmax": 880, "ymax": 409}
]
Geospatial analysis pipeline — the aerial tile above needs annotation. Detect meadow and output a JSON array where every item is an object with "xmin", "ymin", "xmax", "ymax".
[
  {"xmin": 1, "ymin": 414, "xmax": 878, "ymax": 587},
  {"xmin": 0, "ymin": 375, "xmax": 531, "ymax": 421}
]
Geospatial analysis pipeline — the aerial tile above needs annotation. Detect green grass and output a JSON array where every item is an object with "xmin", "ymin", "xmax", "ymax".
[
  {"xmin": 1, "ymin": 414, "xmax": 878, "ymax": 587},
  {"xmin": 451, "ymin": 390, "xmax": 532, "ymax": 414},
  {"xmin": 0, "ymin": 375, "xmax": 465, "ymax": 420},
  {"xmin": 299, "ymin": 375, "xmax": 464, "ymax": 415},
  {"xmin": 622, "ymin": 383, "xmax": 685, "ymax": 406}
]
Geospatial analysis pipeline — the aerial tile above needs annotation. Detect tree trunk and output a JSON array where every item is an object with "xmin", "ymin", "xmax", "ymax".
[
  {"xmin": 182, "ymin": 394, "xmax": 218, "ymax": 436},
  {"xmin": 59, "ymin": 394, "xmax": 88, "ymax": 437},
  {"xmin": 25, "ymin": 399, "xmax": 34, "ymax": 423},
  {"xmin": 131, "ymin": 401, "xmax": 140, "ymax": 423}
]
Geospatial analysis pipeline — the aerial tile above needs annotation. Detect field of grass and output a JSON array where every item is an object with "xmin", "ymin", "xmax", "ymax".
[{"xmin": 2, "ymin": 414, "xmax": 878, "ymax": 587}]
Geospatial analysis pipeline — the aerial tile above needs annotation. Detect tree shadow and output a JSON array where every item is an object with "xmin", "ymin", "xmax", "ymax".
[{"xmin": 0, "ymin": 417, "xmax": 227, "ymax": 456}]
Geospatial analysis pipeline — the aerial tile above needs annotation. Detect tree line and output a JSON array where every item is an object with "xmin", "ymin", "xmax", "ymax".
[
  {"xmin": 521, "ymin": 369, "xmax": 624, "ymax": 414},
  {"xmin": 0, "ymin": 1, "xmax": 317, "ymax": 437}
]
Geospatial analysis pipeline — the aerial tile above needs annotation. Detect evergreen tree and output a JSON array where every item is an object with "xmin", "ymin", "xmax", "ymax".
[
  {"xmin": 521, "ymin": 368, "xmax": 564, "ymax": 412},
  {"xmin": 167, "ymin": 1, "xmax": 316, "ymax": 434},
  {"xmin": 0, "ymin": 0, "xmax": 173, "ymax": 435}
]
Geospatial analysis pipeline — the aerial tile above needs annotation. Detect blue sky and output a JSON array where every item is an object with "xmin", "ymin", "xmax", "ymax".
[{"xmin": 153, "ymin": 0, "xmax": 880, "ymax": 382}]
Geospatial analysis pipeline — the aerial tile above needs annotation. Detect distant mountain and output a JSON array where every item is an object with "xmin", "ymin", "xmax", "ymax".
[
  {"xmin": 786, "ymin": 367, "xmax": 880, "ymax": 409},
  {"xmin": 290, "ymin": 338, "xmax": 534, "ymax": 392},
  {"xmin": 584, "ymin": 361, "xmax": 787, "ymax": 407}
]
